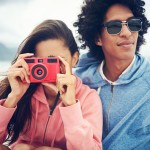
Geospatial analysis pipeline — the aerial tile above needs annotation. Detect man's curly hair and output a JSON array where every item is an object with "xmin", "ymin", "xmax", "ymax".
[{"xmin": 74, "ymin": 0, "xmax": 150, "ymax": 61}]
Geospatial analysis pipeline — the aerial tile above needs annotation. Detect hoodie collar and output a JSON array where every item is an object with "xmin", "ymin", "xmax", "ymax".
[
  {"xmin": 32, "ymin": 85, "xmax": 48, "ymax": 105},
  {"xmin": 76, "ymin": 54, "xmax": 150, "ymax": 88},
  {"xmin": 99, "ymin": 56, "xmax": 135, "ymax": 85}
]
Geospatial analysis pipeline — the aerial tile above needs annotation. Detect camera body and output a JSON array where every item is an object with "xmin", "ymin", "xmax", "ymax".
[{"xmin": 24, "ymin": 57, "xmax": 60, "ymax": 83}]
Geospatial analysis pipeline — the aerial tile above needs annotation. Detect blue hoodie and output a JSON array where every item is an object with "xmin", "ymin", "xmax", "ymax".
[{"xmin": 73, "ymin": 52, "xmax": 150, "ymax": 150}]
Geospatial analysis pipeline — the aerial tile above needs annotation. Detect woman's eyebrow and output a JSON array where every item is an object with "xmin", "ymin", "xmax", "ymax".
[
  {"xmin": 48, "ymin": 55, "xmax": 66, "ymax": 59},
  {"xmin": 48, "ymin": 55, "xmax": 55, "ymax": 57}
]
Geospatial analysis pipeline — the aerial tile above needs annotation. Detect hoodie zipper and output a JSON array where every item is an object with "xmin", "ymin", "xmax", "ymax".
[
  {"xmin": 43, "ymin": 93, "xmax": 60, "ymax": 144},
  {"xmin": 43, "ymin": 115, "xmax": 51, "ymax": 144},
  {"xmin": 106, "ymin": 84, "xmax": 114, "ymax": 134}
]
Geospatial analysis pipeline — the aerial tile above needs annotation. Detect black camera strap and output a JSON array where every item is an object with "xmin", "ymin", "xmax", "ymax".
[{"xmin": 50, "ymin": 91, "xmax": 60, "ymax": 115}]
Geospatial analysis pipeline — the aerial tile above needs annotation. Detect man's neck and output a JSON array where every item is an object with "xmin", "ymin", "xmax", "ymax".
[{"xmin": 103, "ymin": 57, "xmax": 134, "ymax": 82}]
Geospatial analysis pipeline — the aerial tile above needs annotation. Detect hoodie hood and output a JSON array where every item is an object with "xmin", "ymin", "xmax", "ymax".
[{"xmin": 73, "ymin": 52, "xmax": 150, "ymax": 88}]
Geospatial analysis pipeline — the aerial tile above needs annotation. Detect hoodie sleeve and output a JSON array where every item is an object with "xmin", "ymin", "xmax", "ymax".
[
  {"xmin": 0, "ymin": 100, "xmax": 16, "ymax": 143},
  {"xmin": 59, "ymin": 89, "xmax": 103, "ymax": 150}
]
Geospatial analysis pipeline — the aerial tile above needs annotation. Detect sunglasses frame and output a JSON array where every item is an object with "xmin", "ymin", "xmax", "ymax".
[{"xmin": 102, "ymin": 18, "xmax": 142, "ymax": 35}]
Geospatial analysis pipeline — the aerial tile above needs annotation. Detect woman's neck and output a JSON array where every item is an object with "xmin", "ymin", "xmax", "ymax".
[{"xmin": 43, "ymin": 85, "xmax": 60, "ymax": 108}]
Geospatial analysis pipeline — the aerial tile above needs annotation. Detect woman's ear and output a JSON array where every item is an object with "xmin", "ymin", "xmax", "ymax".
[
  {"xmin": 96, "ymin": 37, "xmax": 102, "ymax": 46},
  {"xmin": 71, "ymin": 51, "xmax": 79, "ymax": 67}
]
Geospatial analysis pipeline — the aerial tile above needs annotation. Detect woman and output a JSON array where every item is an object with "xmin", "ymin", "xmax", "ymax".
[{"xmin": 0, "ymin": 20, "xmax": 102, "ymax": 150}]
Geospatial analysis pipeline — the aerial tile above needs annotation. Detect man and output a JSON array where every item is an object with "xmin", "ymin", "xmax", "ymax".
[{"xmin": 73, "ymin": 0, "xmax": 150, "ymax": 149}]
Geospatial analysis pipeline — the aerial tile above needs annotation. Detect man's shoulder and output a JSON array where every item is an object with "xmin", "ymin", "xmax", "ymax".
[
  {"xmin": 75, "ymin": 51, "xmax": 99, "ymax": 67},
  {"xmin": 139, "ymin": 55, "xmax": 150, "ymax": 85}
]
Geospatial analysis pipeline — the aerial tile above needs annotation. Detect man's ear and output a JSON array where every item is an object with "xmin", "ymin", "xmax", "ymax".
[
  {"xmin": 96, "ymin": 37, "xmax": 102, "ymax": 46},
  {"xmin": 71, "ymin": 51, "xmax": 79, "ymax": 67}
]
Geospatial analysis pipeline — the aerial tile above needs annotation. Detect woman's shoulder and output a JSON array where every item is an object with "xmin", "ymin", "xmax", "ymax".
[{"xmin": 75, "ymin": 76, "xmax": 101, "ymax": 104}]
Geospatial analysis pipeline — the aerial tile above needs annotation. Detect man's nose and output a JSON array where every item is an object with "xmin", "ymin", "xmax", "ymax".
[{"xmin": 119, "ymin": 24, "xmax": 131, "ymax": 37}]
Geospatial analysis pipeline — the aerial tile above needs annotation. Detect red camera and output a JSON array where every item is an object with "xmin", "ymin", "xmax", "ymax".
[{"xmin": 24, "ymin": 57, "xmax": 60, "ymax": 83}]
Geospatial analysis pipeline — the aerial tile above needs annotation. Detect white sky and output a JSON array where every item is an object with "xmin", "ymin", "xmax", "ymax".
[
  {"xmin": 0, "ymin": 0, "xmax": 82, "ymax": 47},
  {"xmin": 0, "ymin": 0, "xmax": 150, "ymax": 56}
]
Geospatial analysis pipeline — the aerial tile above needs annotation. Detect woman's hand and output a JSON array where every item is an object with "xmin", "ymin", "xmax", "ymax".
[
  {"xmin": 4, "ymin": 53, "xmax": 34, "ymax": 107},
  {"xmin": 56, "ymin": 56, "xmax": 76, "ymax": 106}
]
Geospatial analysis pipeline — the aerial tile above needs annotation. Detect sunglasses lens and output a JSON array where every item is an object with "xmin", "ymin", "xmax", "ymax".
[
  {"xmin": 106, "ymin": 21, "xmax": 122, "ymax": 34},
  {"xmin": 128, "ymin": 19, "xmax": 142, "ymax": 32}
]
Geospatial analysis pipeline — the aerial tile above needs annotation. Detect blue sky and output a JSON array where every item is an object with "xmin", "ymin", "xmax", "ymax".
[{"xmin": 0, "ymin": 0, "xmax": 150, "ymax": 57}]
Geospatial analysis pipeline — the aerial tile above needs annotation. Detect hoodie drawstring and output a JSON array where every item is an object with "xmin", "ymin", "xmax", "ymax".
[{"xmin": 97, "ymin": 87, "xmax": 101, "ymax": 95}]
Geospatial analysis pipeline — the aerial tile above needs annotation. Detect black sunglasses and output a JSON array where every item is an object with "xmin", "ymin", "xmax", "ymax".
[{"xmin": 102, "ymin": 18, "xmax": 142, "ymax": 35}]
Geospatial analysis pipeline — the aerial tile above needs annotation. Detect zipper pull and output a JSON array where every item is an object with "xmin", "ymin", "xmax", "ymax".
[{"xmin": 111, "ymin": 84, "xmax": 114, "ymax": 93}]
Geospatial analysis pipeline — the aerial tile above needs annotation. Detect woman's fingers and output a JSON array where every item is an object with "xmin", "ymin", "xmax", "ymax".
[
  {"xmin": 58, "ymin": 56, "xmax": 71, "ymax": 75},
  {"xmin": 56, "ymin": 76, "xmax": 65, "ymax": 94},
  {"xmin": 8, "ymin": 67, "xmax": 30, "ymax": 83},
  {"xmin": 15, "ymin": 53, "xmax": 34, "ymax": 73},
  {"xmin": 13, "ymin": 59, "xmax": 29, "ymax": 74},
  {"xmin": 17, "ymin": 53, "xmax": 34, "ymax": 60},
  {"xmin": 57, "ymin": 74, "xmax": 76, "ymax": 106},
  {"xmin": 56, "ymin": 74, "xmax": 76, "ymax": 93},
  {"xmin": 14, "ymin": 54, "xmax": 34, "ymax": 74},
  {"xmin": 8, "ymin": 69, "xmax": 24, "ymax": 81},
  {"xmin": 9, "ymin": 53, "xmax": 34, "ymax": 83}
]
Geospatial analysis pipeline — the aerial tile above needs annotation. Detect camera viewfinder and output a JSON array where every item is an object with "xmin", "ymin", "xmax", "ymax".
[{"xmin": 38, "ymin": 59, "xmax": 43, "ymax": 63}]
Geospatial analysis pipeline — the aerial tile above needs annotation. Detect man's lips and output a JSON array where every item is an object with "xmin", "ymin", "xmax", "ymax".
[{"xmin": 117, "ymin": 41, "xmax": 134, "ymax": 46}]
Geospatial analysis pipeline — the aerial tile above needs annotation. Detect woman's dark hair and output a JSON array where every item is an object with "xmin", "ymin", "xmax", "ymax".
[
  {"xmin": 74, "ymin": 0, "xmax": 150, "ymax": 61},
  {"xmin": 0, "ymin": 19, "xmax": 78, "ymax": 145}
]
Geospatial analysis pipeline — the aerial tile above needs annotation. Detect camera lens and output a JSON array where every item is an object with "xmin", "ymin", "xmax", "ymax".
[
  {"xmin": 32, "ymin": 64, "xmax": 47, "ymax": 80},
  {"xmin": 37, "ymin": 69, "xmax": 43, "ymax": 75}
]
